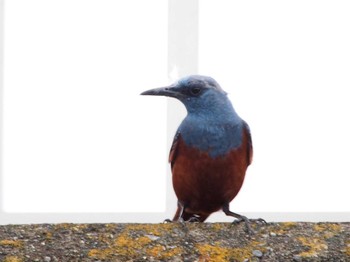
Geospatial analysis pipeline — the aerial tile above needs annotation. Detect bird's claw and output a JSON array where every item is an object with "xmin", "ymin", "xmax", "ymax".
[
  {"xmin": 187, "ymin": 216, "xmax": 200, "ymax": 222},
  {"xmin": 164, "ymin": 216, "xmax": 199, "ymax": 223},
  {"xmin": 231, "ymin": 217, "xmax": 267, "ymax": 235},
  {"xmin": 231, "ymin": 216, "xmax": 254, "ymax": 235},
  {"xmin": 166, "ymin": 217, "xmax": 185, "ymax": 223},
  {"xmin": 253, "ymin": 218, "xmax": 267, "ymax": 225}
]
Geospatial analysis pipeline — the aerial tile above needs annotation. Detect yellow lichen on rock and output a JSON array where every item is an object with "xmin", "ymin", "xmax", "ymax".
[
  {"xmin": 345, "ymin": 241, "xmax": 350, "ymax": 256},
  {"xmin": 197, "ymin": 244, "xmax": 233, "ymax": 262},
  {"xmin": 197, "ymin": 240, "xmax": 266, "ymax": 262},
  {"xmin": 88, "ymin": 224, "xmax": 183, "ymax": 260},
  {"xmin": 313, "ymin": 223, "xmax": 342, "ymax": 238},
  {"xmin": 146, "ymin": 244, "xmax": 182, "ymax": 259},
  {"xmin": 2, "ymin": 256, "xmax": 23, "ymax": 262},
  {"xmin": 124, "ymin": 223, "xmax": 175, "ymax": 236},
  {"xmin": 273, "ymin": 222, "xmax": 297, "ymax": 235},
  {"xmin": 146, "ymin": 245, "xmax": 165, "ymax": 257},
  {"xmin": 211, "ymin": 223, "xmax": 223, "ymax": 231},
  {"xmin": 0, "ymin": 240, "xmax": 23, "ymax": 248},
  {"xmin": 88, "ymin": 233, "xmax": 148, "ymax": 259},
  {"xmin": 88, "ymin": 248, "xmax": 114, "ymax": 260},
  {"xmin": 297, "ymin": 237, "xmax": 328, "ymax": 257},
  {"xmin": 282, "ymin": 222, "xmax": 297, "ymax": 227},
  {"xmin": 314, "ymin": 223, "xmax": 341, "ymax": 232}
]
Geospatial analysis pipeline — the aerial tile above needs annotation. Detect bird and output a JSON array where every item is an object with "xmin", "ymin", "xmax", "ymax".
[{"xmin": 141, "ymin": 75, "xmax": 263, "ymax": 233}]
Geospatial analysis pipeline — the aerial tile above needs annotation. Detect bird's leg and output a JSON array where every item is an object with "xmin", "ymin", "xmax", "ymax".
[
  {"xmin": 187, "ymin": 214, "xmax": 200, "ymax": 222},
  {"xmin": 177, "ymin": 203, "xmax": 205, "ymax": 222},
  {"xmin": 176, "ymin": 201, "xmax": 186, "ymax": 222},
  {"xmin": 179, "ymin": 202, "xmax": 187, "ymax": 219},
  {"xmin": 164, "ymin": 201, "xmax": 186, "ymax": 223},
  {"xmin": 222, "ymin": 203, "xmax": 266, "ymax": 235},
  {"xmin": 166, "ymin": 201, "xmax": 209, "ymax": 223}
]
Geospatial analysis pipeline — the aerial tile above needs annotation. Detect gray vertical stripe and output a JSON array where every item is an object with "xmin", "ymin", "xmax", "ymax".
[{"xmin": 166, "ymin": 0, "xmax": 199, "ymax": 219}]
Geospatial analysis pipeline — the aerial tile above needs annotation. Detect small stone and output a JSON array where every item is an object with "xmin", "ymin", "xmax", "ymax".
[
  {"xmin": 145, "ymin": 234, "xmax": 160, "ymax": 241},
  {"xmin": 293, "ymin": 255, "xmax": 302, "ymax": 262},
  {"xmin": 44, "ymin": 257, "xmax": 51, "ymax": 262},
  {"xmin": 270, "ymin": 232, "xmax": 276, "ymax": 236},
  {"xmin": 252, "ymin": 250, "xmax": 263, "ymax": 258}
]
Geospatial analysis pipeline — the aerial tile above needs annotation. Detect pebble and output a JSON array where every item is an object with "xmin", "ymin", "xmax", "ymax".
[
  {"xmin": 252, "ymin": 250, "xmax": 263, "ymax": 258},
  {"xmin": 145, "ymin": 234, "xmax": 160, "ymax": 241},
  {"xmin": 44, "ymin": 257, "xmax": 51, "ymax": 262},
  {"xmin": 293, "ymin": 255, "xmax": 302, "ymax": 261},
  {"xmin": 270, "ymin": 232, "xmax": 277, "ymax": 236}
]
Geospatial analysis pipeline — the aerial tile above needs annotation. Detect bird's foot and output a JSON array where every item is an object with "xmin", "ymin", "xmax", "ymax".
[
  {"xmin": 231, "ymin": 215, "xmax": 254, "ymax": 235},
  {"xmin": 232, "ymin": 217, "xmax": 267, "ymax": 235},
  {"xmin": 164, "ymin": 216, "xmax": 199, "ymax": 224},
  {"xmin": 233, "ymin": 217, "xmax": 266, "ymax": 225},
  {"xmin": 223, "ymin": 203, "xmax": 266, "ymax": 235},
  {"xmin": 163, "ymin": 218, "xmax": 186, "ymax": 223},
  {"xmin": 187, "ymin": 215, "xmax": 200, "ymax": 222},
  {"xmin": 251, "ymin": 218, "xmax": 267, "ymax": 225}
]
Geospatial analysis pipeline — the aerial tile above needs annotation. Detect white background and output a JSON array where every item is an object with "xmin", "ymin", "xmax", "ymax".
[
  {"xmin": 199, "ymin": 0, "xmax": 350, "ymax": 213},
  {"xmin": 1, "ymin": 0, "xmax": 350, "ymax": 220},
  {"xmin": 3, "ymin": 0, "xmax": 168, "ymax": 213}
]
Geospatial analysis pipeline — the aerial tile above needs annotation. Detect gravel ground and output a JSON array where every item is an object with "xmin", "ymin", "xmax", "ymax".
[{"xmin": 0, "ymin": 222, "xmax": 349, "ymax": 261}]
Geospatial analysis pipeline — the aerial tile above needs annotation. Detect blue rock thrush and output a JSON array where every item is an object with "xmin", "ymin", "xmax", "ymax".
[{"xmin": 141, "ymin": 75, "xmax": 263, "ymax": 233}]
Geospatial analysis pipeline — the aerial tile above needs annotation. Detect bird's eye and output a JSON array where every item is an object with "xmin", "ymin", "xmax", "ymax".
[{"xmin": 190, "ymin": 86, "xmax": 201, "ymax": 95}]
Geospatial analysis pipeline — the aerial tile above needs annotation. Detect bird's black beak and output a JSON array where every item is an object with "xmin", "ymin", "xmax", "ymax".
[{"xmin": 140, "ymin": 86, "xmax": 181, "ymax": 99}]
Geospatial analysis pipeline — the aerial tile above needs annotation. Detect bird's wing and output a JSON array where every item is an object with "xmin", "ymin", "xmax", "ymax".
[
  {"xmin": 243, "ymin": 121, "xmax": 253, "ymax": 165},
  {"xmin": 169, "ymin": 132, "xmax": 180, "ymax": 168}
]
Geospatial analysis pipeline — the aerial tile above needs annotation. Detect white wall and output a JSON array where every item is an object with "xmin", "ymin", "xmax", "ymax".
[
  {"xmin": 1, "ymin": 0, "xmax": 349, "ymax": 223},
  {"xmin": 199, "ymin": 0, "xmax": 350, "ymax": 215},
  {"xmin": 2, "ymin": 0, "xmax": 168, "ymax": 217}
]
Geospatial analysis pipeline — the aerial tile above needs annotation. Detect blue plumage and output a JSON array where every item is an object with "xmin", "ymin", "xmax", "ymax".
[
  {"xmin": 142, "ymin": 75, "xmax": 246, "ymax": 157},
  {"xmin": 176, "ymin": 78, "xmax": 244, "ymax": 158},
  {"xmin": 178, "ymin": 119, "xmax": 244, "ymax": 158}
]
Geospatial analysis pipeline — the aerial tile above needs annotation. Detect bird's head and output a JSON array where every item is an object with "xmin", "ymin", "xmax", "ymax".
[{"xmin": 141, "ymin": 75, "xmax": 231, "ymax": 114}]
